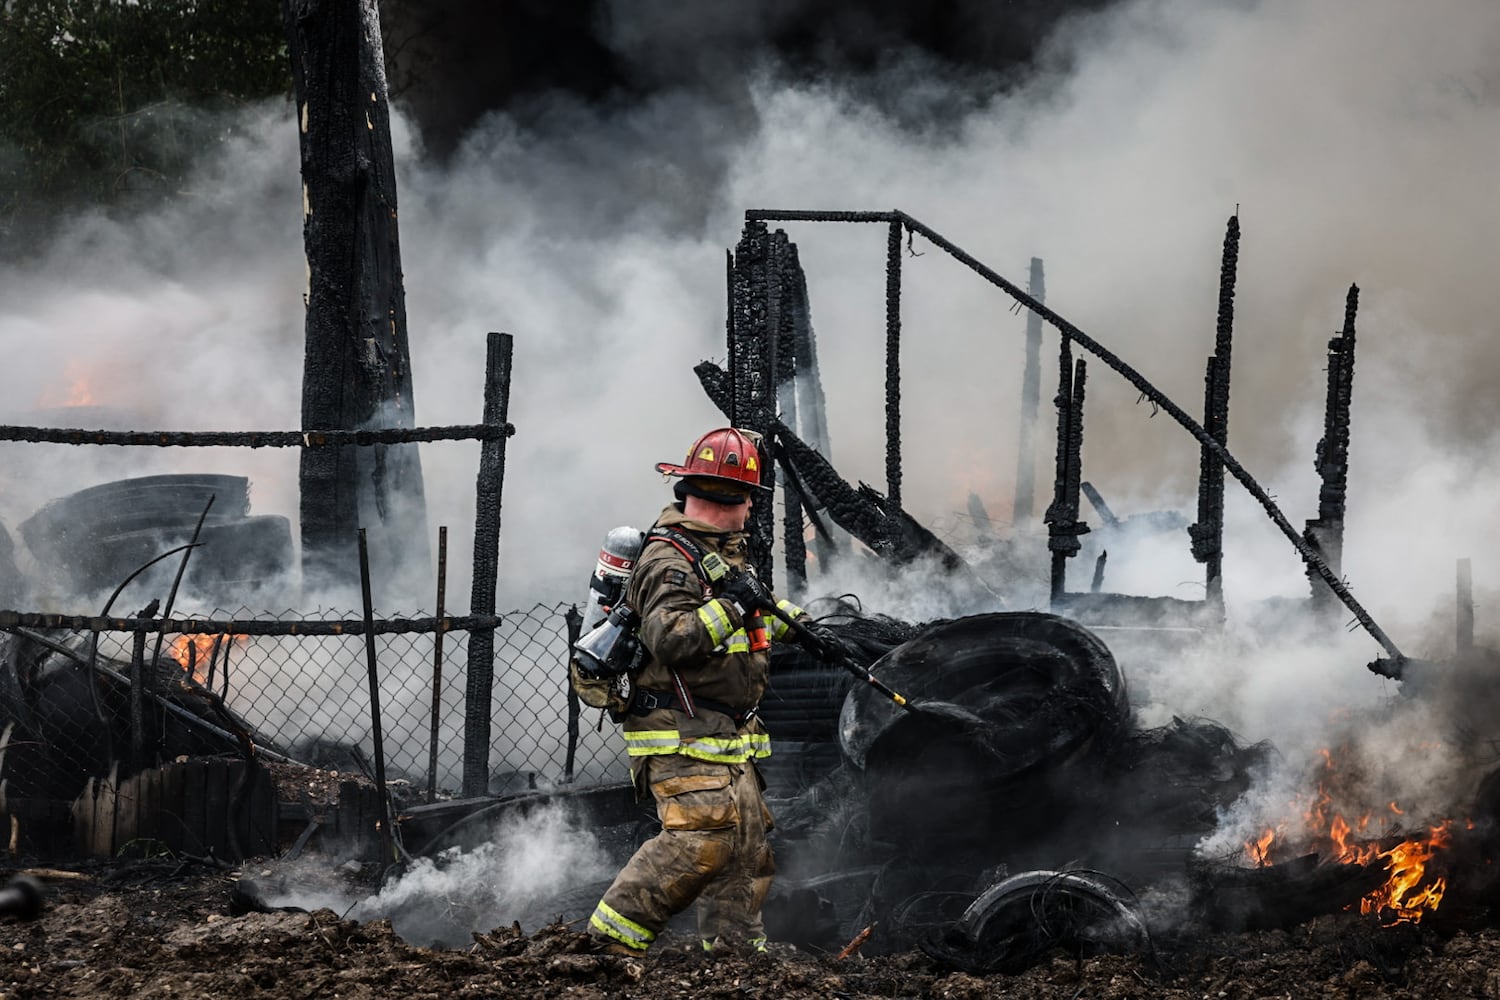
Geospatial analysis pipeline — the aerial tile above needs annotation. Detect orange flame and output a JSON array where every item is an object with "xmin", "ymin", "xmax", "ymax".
[
  {"xmin": 169, "ymin": 634, "xmax": 244, "ymax": 686},
  {"xmin": 1242, "ymin": 747, "xmax": 1453, "ymax": 925}
]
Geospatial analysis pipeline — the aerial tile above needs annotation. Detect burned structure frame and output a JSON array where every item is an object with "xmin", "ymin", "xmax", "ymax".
[{"xmin": 714, "ymin": 208, "xmax": 1403, "ymax": 669}]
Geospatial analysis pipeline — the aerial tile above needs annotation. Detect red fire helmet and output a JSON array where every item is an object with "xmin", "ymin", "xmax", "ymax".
[{"xmin": 655, "ymin": 427, "xmax": 770, "ymax": 491}]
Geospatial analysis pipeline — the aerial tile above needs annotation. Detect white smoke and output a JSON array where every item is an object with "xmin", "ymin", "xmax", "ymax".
[
  {"xmin": 1, "ymin": 0, "xmax": 1499, "ymax": 824},
  {"xmin": 261, "ymin": 802, "xmax": 614, "ymax": 947}
]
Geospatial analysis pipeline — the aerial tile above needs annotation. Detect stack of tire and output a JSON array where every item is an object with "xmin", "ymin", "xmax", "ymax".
[{"xmin": 19, "ymin": 474, "xmax": 293, "ymax": 603}]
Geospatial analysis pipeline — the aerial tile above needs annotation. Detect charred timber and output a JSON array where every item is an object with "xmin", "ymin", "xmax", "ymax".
[
  {"xmin": 1189, "ymin": 215, "xmax": 1239, "ymax": 612},
  {"xmin": 0, "ymin": 425, "xmax": 513, "ymax": 447},
  {"xmin": 1013, "ymin": 257, "xmax": 1046, "ymax": 525},
  {"xmin": 283, "ymin": 0, "xmax": 429, "ymax": 590},
  {"xmin": 1305, "ymin": 285, "xmax": 1359, "ymax": 613},
  {"xmin": 696, "ymin": 362, "xmax": 973, "ymax": 576},
  {"xmin": 1045, "ymin": 346, "xmax": 1089, "ymax": 602},
  {"xmin": 728, "ymin": 221, "xmax": 780, "ymax": 579},
  {"xmin": 0, "ymin": 612, "xmax": 500, "ymax": 636},
  {"xmin": 463, "ymin": 332, "xmax": 512, "ymax": 798},
  {"xmin": 885, "ymin": 220, "xmax": 903, "ymax": 506}
]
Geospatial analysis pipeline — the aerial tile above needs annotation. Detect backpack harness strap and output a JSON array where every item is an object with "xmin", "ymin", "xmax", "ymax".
[{"xmin": 628, "ymin": 525, "xmax": 756, "ymax": 723}]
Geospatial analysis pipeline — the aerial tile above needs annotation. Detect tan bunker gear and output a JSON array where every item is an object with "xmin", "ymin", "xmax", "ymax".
[{"xmin": 589, "ymin": 504, "xmax": 802, "ymax": 953}]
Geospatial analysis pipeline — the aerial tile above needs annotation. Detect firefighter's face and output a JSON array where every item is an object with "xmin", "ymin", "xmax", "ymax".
[{"xmin": 725, "ymin": 491, "xmax": 752, "ymax": 531}]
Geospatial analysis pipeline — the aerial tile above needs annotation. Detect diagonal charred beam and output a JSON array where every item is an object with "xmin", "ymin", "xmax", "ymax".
[{"xmin": 696, "ymin": 361, "xmax": 976, "ymax": 577}]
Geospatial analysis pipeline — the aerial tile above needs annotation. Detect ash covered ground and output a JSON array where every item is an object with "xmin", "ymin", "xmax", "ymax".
[{"xmin": 4, "ymin": 859, "xmax": 1500, "ymax": 999}]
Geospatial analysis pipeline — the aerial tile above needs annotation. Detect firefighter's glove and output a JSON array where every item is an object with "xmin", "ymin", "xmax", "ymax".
[{"xmin": 721, "ymin": 571, "xmax": 775, "ymax": 618}]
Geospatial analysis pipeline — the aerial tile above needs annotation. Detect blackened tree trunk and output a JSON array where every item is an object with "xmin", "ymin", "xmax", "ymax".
[{"xmin": 283, "ymin": 0, "xmax": 429, "ymax": 596}]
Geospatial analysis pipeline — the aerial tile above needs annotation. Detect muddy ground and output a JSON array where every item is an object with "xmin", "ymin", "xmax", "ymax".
[{"xmin": 2, "ymin": 858, "xmax": 1500, "ymax": 999}]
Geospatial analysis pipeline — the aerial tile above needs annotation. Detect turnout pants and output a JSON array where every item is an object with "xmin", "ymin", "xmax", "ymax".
[{"xmin": 590, "ymin": 753, "xmax": 775, "ymax": 951}]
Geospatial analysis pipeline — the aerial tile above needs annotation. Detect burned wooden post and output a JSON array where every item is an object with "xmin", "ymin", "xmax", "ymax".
[
  {"xmin": 1189, "ymin": 215, "xmax": 1239, "ymax": 613},
  {"xmin": 1044, "ymin": 337, "xmax": 1089, "ymax": 604},
  {"xmin": 886, "ymin": 220, "xmax": 904, "ymax": 508},
  {"xmin": 562, "ymin": 605, "xmax": 583, "ymax": 783},
  {"xmin": 283, "ymin": 0, "xmax": 430, "ymax": 595},
  {"xmin": 1304, "ymin": 285, "xmax": 1359, "ymax": 617},
  {"xmin": 727, "ymin": 221, "xmax": 780, "ymax": 580},
  {"xmin": 463, "ymin": 332, "xmax": 512, "ymax": 799},
  {"xmin": 1013, "ymin": 257, "xmax": 1046, "ymax": 527},
  {"xmin": 1457, "ymin": 558, "xmax": 1474, "ymax": 654}
]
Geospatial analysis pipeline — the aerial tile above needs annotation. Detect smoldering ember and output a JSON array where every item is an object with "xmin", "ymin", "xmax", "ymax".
[{"xmin": 4, "ymin": 2, "xmax": 1500, "ymax": 999}]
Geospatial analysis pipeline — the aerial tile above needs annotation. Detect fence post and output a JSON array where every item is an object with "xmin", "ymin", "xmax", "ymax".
[
  {"xmin": 463, "ymin": 332, "xmax": 513, "ymax": 798},
  {"xmin": 562, "ymin": 605, "xmax": 583, "ymax": 782},
  {"xmin": 428, "ymin": 525, "xmax": 448, "ymax": 804}
]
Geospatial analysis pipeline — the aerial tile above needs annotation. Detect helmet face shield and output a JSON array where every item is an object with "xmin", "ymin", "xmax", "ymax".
[{"xmin": 655, "ymin": 427, "xmax": 770, "ymax": 492}]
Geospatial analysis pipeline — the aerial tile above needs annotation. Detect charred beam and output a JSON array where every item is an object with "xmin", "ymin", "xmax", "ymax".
[
  {"xmin": 0, "ymin": 425, "xmax": 512, "ymax": 447},
  {"xmin": 886, "ymin": 220, "xmax": 903, "ymax": 507},
  {"xmin": 463, "ymin": 332, "xmax": 512, "ymax": 798},
  {"xmin": 1305, "ymin": 284, "xmax": 1359, "ymax": 615},
  {"xmin": 1189, "ymin": 215, "xmax": 1239, "ymax": 611},
  {"xmin": 1080, "ymin": 482, "xmax": 1120, "ymax": 530},
  {"xmin": 1013, "ymin": 257, "xmax": 1046, "ymax": 526},
  {"xmin": 1045, "ymin": 344, "xmax": 1089, "ymax": 604},
  {"xmin": 728, "ymin": 221, "xmax": 779, "ymax": 579},
  {"xmin": 0, "ymin": 613, "xmax": 500, "ymax": 636},
  {"xmin": 283, "ymin": 0, "xmax": 429, "ymax": 592},
  {"xmin": 697, "ymin": 362, "xmax": 976, "ymax": 578}
]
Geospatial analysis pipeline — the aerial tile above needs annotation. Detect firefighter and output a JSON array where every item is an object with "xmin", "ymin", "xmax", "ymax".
[{"xmin": 588, "ymin": 426, "xmax": 826, "ymax": 955}]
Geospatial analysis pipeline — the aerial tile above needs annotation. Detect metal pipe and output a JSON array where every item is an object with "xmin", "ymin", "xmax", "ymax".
[
  {"xmin": 357, "ymin": 528, "xmax": 395, "ymax": 865},
  {"xmin": 426, "ymin": 525, "xmax": 448, "ymax": 804}
]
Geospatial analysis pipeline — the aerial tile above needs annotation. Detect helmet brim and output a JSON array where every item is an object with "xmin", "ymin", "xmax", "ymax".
[{"xmin": 655, "ymin": 461, "xmax": 772, "ymax": 491}]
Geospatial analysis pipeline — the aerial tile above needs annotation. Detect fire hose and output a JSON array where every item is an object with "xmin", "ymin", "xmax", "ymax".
[{"xmin": 753, "ymin": 596, "xmax": 913, "ymax": 711}]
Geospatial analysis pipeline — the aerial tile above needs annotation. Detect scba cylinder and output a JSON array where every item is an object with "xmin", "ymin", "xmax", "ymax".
[{"xmin": 582, "ymin": 526, "xmax": 645, "ymax": 629}]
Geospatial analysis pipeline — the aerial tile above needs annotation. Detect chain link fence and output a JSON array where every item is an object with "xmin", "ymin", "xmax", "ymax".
[{"xmin": 0, "ymin": 602, "xmax": 630, "ymax": 806}]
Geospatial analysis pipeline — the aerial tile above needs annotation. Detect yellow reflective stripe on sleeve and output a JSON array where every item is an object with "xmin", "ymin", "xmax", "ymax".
[
  {"xmin": 746, "ymin": 732, "xmax": 771, "ymax": 758},
  {"xmin": 770, "ymin": 600, "xmax": 805, "ymax": 640},
  {"xmin": 590, "ymin": 901, "xmax": 654, "ymax": 950},
  {"xmin": 722, "ymin": 628, "xmax": 751, "ymax": 653},
  {"xmin": 696, "ymin": 599, "xmax": 737, "ymax": 646}
]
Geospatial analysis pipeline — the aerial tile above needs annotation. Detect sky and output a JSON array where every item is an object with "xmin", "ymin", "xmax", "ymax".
[{"xmin": 2, "ymin": 0, "xmax": 1500, "ymax": 849}]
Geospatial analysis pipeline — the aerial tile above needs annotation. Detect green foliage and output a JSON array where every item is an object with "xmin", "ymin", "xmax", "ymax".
[{"xmin": 0, "ymin": 0, "xmax": 291, "ymax": 234}]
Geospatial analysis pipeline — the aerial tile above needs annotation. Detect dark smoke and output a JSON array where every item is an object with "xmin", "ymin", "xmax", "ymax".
[{"xmin": 384, "ymin": 0, "xmax": 1120, "ymax": 157}]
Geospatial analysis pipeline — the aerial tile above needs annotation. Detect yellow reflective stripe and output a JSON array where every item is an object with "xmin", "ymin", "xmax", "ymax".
[
  {"xmin": 623, "ymin": 730, "xmax": 682, "ymax": 757},
  {"xmin": 681, "ymin": 743, "xmax": 749, "ymax": 764},
  {"xmin": 625, "ymin": 731, "xmax": 769, "ymax": 762},
  {"xmin": 591, "ymin": 901, "xmax": 654, "ymax": 949},
  {"xmin": 696, "ymin": 599, "xmax": 736, "ymax": 646},
  {"xmin": 770, "ymin": 601, "xmax": 804, "ymax": 640},
  {"xmin": 723, "ymin": 629, "xmax": 750, "ymax": 653}
]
